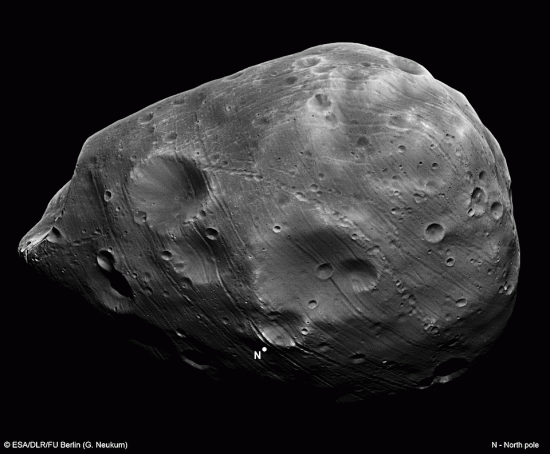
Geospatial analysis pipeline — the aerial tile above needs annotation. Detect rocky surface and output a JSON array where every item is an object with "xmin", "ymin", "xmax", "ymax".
[{"xmin": 18, "ymin": 42, "xmax": 519, "ymax": 402}]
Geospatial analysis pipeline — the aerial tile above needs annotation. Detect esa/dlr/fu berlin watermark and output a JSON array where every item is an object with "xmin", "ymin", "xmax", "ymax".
[
  {"xmin": 492, "ymin": 442, "xmax": 540, "ymax": 449},
  {"xmin": 4, "ymin": 441, "xmax": 127, "ymax": 449}
]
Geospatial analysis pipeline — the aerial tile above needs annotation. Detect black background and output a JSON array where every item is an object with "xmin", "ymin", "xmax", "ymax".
[{"xmin": 6, "ymin": 8, "xmax": 543, "ymax": 452}]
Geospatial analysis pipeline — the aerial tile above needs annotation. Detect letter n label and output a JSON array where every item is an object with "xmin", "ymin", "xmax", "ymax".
[{"xmin": 254, "ymin": 351, "xmax": 261, "ymax": 359}]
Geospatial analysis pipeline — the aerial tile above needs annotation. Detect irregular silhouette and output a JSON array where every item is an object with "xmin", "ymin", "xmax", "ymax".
[{"xmin": 19, "ymin": 43, "xmax": 519, "ymax": 402}]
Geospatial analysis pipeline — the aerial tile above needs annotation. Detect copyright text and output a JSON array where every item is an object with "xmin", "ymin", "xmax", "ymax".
[{"xmin": 4, "ymin": 441, "xmax": 128, "ymax": 449}]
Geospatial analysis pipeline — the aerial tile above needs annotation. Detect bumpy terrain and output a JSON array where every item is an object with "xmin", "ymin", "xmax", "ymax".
[{"xmin": 19, "ymin": 43, "xmax": 519, "ymax": 401}]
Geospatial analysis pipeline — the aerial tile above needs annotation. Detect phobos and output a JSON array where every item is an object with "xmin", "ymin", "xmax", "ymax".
[{"xmin": 18, "ymin": 42, "xmax": 519, "ymax": 403}]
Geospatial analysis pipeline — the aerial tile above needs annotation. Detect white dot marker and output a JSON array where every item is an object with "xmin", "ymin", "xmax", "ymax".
[{"xmin": 262, "ymin": 347, "xmax": 267, "ymax": 352}]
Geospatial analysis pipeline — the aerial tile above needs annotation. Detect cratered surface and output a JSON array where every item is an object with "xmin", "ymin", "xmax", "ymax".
[{"xmin": 18, "ymin": 42, "xmax": 520, "ymax": 402}]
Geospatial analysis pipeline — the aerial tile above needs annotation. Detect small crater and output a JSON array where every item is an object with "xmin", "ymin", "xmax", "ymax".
[
  {"xmin": 96, "ymin": 250, "xmax": 133, "ymax": 298},
  {"xmin": 388, "ymin": 115, "xmax": 408, "ymax": 128},
  {"xmin": 397, "ymin": 145, "xmax": 406, "ymax": 153},
  {"xmin": 417, "ymin": 376, "xmax": 434, "ymax": 388},
  {"xmin": 312, "ymin": 64, "xmax": 337, "ymax": 74},
  {"xmin": 490, "ymin": 201, "xmax": 504, "ymax": 220},
  {"xmin": 195, "ymin": 91, "xmax": 208, "ymax": 105},
  {"xmin": 308, "ymin": 300, "xmax": 318, "ymax": 309},
  {"xmin": 160, "ymin": 250, "xmax": 173, "ymax": 260},
  {"xmin": 314, "ymin": 93, "xmax": 331, "ymax": 109},
  {"xmin": 391, "ymin": 56, "xmax": 425, "ymax": 75},
  {"xmin": 46, "ymin": 226, "xmax": 64, "ymax": 243},
  {"xmin": 445, "ymin": 257, "xmax": 455, "ymax": 267},
  {"xmin": 471, "ymin": 187, "xmax": 486, "ymax": 205},
  {"xmin": 346, "ymin": 258, "xmax": 378, "ymax": 292},
  {"xmin": 418, "ymin": 357, "xmax": 469, "ymax": 387},
  {"xmin": 226, "ymin": 71, "xmax": 244, "ymax": 80},
  {"xmin": 181, "ymin": 350, "xmax": 211, "ymax": 370},
  {"xmin": 139, "ymin": 112, "xmax": 154, "ymax": 124},
  {"xmin": 478, "ymin": 170, "xmax": 487, "ymax": 183},
  {"xmin": 277, "ymin": 193, "xmax": 291, "ymax": 206},
  {"xmin": 413, "ymin": 192, "xmax": 425, "ymax": 204},
  {"xmin": 260, "ymin": 324, "xmax": 296, "ymax": 348},
  {"xmin": 471, "ymin": 187, "xmax": 487, "ymax": 215},
  {"xmin": 165, "ymin": 131, "xmax": 178, "ymax": 142},
  {"xmin": 431, "ymin": 162, "xmax": 439, "ymax": 170},
  {"xmin": 205, "ymin": 227, "xmax": 219, "ymax": 240},
  {"xmin": 297, "ymin": 56, "xmax": 321, "ymax": 68},
  {"xmin": 104, "ymin": 190, "xmax": 112, "ymax": 202},
  {"xmin": 350, "ymin": 353, "xmax": 367, "ymax": 365},
  {"xmin": 346, "ymin": 71, "xmax": 365, "ymax": 81},
  {"xmin": 133, "ymin": 211, "xmax": 147, "ymax": 224},
  {"xmin": 433, "ymin": 357, "xmax": 469, "ymax": 378},
  {"xmin": 424, "ymin": 223, "xmax": 445, "ymax": 243},
  {"xmin": 316, "ymin": 263, "xmax": 334, "ymax": 280},
  {"xmin": 360, "ymin": 62, "xmax": 372, "ymax": 68},
  {"xmin": 356, "ymin": 136, "xmax": 369, "ymax": 147},
  {"xmin": 128, "ymin": 154, "xmax": 208, "ymax": 231},
  {"xmin": 272, "ymin": 225, "xmax": 281, "ymax": 233},
  {"xmin": 285, "ymin": 76, "xmax": 298, "ymax": 85},
  {"xmin": 324, "ymin": 113, "xmax": 338, "ymax": 126},
  {"xmin": 456, "ymin": 298, "xmax": 467, "ymax": 308}
]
